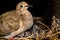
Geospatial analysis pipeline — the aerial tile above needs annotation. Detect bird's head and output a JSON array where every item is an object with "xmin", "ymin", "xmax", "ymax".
[{"xmin": 16, "ymin": 1, "xmax": 33, "ymax": 12}]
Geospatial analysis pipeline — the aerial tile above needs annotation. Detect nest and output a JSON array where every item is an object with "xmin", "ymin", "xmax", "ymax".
[{"xmin": 0, "ymin": 16, "xmax": 60, "ymax": 40}]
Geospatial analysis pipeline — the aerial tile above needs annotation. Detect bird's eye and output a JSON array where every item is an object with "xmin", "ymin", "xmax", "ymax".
[{"xmin": 20, "ymin": 5, "xmax": 23, "ymax": 8}]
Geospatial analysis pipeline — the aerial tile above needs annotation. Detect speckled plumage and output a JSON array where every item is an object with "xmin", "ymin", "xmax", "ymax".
[{"xmin": 0, "ymin": 1, "xmax": 33, "ymax": 38}]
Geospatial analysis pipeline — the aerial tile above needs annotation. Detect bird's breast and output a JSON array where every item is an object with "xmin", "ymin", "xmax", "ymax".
[{"xmin": 19, "ymin": 11, "xmax": 33, "ymax": 30}]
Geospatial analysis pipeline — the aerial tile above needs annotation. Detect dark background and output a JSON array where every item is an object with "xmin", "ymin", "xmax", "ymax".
[{"xmin": 0, "ymin": 0, "xmax": 53, "ymax": 26}]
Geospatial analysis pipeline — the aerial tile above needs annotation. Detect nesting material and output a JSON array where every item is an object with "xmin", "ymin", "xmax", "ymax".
[{"xmin": 0, "ymin": 16, "xmax": 60, "ymax": 40}]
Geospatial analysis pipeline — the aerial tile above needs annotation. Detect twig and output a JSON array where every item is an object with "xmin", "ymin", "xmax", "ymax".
[
  {"xmin": 36, "ymin": 21, "xmax": 50, "ymax": 30},
  {"xmin": 52, "ymin": 32, "xmax": 60, "ymax": 37}
]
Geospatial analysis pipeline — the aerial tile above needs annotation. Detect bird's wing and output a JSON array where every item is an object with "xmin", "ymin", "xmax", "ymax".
[{"xmin": 0, "ymin": 10, "xmax": 19, "ymax": 35}]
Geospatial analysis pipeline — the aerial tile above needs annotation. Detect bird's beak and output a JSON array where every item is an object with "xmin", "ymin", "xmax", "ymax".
[{"xmin": 25, "ymin": 5, "xmax": 33, "ymax": 7}]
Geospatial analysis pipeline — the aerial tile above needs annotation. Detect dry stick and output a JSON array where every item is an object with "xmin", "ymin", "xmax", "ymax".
[
  {"xmin": 36, "ymin": 21, "xmax": 50, "ymax": 30},
  {"xmin": 33, "ymin": 17, "xmax": 50, "ymax": 30},
  {"xmin": 52, "ymin": 32, "xmax": 60, "ymax": 37},
  {"xmin": 36, "ymin": 33, "xmax": 39, "ymax": 40},
  {"xmin": 27, "ymin": 34, "xmax": 35, "ymax": 38},
  {"xmin": 46, "ymin": 32, "xmax": 60, "ymax": 38}
]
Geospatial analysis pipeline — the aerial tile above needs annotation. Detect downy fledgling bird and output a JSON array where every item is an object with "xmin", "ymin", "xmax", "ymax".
[{"xmin": 0, "ymin": 1, "xmax": 33, "ymax": 38}]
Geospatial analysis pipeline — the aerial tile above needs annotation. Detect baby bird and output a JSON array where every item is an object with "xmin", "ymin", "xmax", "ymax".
[{"xmin": 0, "ymin": 1, "xmax": 33, "ymax": 38}]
